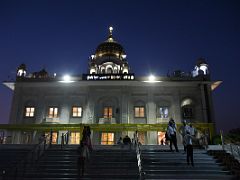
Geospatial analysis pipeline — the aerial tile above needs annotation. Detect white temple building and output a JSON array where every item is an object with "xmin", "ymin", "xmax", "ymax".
[{"xmin": 2, "ymin": 27, "xmax": 221, "ymax": 145}]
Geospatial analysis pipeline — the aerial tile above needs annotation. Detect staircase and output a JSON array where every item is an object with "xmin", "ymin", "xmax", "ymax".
[
  {"xmin": 24, "ymin": 145, "xmax": 139, "ymax": 180},
  {"xmin": 2, "ymin": 144, "xmax": 236, "ymax": 180},
  {"xmin": 0, "ymin": 144, "xmax": 34, "ymax": 179},
  {"xmin": 141, "ymin": 147, "xmax": 236, "ymax": 179}
]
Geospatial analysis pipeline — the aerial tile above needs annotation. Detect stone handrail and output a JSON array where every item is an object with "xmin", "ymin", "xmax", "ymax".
[
  {"xmin": 2, "ymin": 132, "xmax": 52, "ymax": 179},
  {"xmin": 134, "ymin": 132, "xmax": 145, "ymax": 180},
  {"xmin": 223, "ymin": 144, "xmax": 240, "ymax": 162},
  {"xmin": 61, "ymin": 131, "xmax": 69, "ymax": 149}
]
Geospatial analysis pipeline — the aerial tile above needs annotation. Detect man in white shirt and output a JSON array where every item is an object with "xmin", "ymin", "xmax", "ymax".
[{"xmin": 179, "ymin": 120, "xmax": 190, "ymax": 153}]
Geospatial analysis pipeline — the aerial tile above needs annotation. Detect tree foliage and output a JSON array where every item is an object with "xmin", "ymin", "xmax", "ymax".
[{"xmin": 224, "ymin": 128, "xmax": 240, "ymax": 144}]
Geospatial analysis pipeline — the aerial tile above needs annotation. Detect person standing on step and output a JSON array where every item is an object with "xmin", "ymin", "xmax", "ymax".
[
  {"xmin": 77, "ymin": 139, "xmax": 89, "ymax": 176},
  {"xmin": 117, "ymin": 137, "xmax": 124, "ymax": 148},
  {"xmin": 179, "ymin": 120, "xmax": 190, "ymax": 153},
  {"xmin": 167, "ymin": 119, "xmax": 179, "ymax": 152},
  {"xmin": 83, "ymin": 126, "xmax": 93, "ymax": 152},
  {"xmin": 184, "ymin": 130, "xmax": 194, "ymax": 166},
  {"xmin": 189, "ymin": 123, "xmax": 197, "ymax": 137},
  {"xmin": 123, "ymin": 135, "xmax": 132, "ymax": 150}
]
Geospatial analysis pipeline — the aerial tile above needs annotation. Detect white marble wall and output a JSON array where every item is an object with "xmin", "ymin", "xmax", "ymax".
[{"xmin": 9, "ymin": 80, "xmax": 210, "ymax": 144}]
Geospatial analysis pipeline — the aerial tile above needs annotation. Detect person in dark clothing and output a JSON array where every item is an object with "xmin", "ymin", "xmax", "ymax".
[
  {"xmin": 184, "ymin": 131, "xmax": 194, "ymax": 166},
  {"xmin": 123, "ymin": 135, "xmax": 131, "ymax": 145},
  {"xmin": 77, "ymin": 139, "xmax": 90, "ymax": 176},
  {"xmin": 167, "ymin": 119, "xmax": 179, "ymax": 152},
  {"xmin": 123, "ymin": 135, "xmax": 132, "ymax": 150}
]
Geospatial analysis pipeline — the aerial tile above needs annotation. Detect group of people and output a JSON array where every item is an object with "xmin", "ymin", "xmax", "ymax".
[
  {"xmin": 77, "ymin": 126, "xmax": 92, "ymax": 176},
  {"xmin": 117, "ymin": 135, "xmax": 133, "ymax": 149},
  {"xmin": 166, "ymin": 118, "xmax": 196, "ymax": 166}
]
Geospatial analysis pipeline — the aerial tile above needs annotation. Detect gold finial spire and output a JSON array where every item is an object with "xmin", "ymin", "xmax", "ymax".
[
  {"xmin": 109, "ymin": 26, "xmax": 113, "ymax": 36},
  {"xmin": 107, "ymin": 26, "xmax": 114, "ymax": 42}
]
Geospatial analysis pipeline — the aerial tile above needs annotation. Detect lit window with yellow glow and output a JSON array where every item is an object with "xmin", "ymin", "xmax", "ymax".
[
  {"xmin": 72, "ymin": 107, "xmax": 82, "ymax": 117},
  {"xmin": 25, "ymin": 107, "xmax": 35, "ymax": 117},
  {"xmin": 101, "ymin": 133, "xmax": 114, "ymax": 145},
  {"xmin": 45, "ymin": 132, "xmax": 58, "ymax": 144},
  {"xmin": 103, "ymin": 107, "xmax": 113, "ymax": 118},
  {"xmin": 48, "ymin": 107, "xmax": 58, "ymax": 118},
  {"xmin": 70, "ymin": 132, "xmax": 80, "ymax": 144},
  {"xmin": 134, "ymin": 107, "xmax": 145, "ymax": 117}
]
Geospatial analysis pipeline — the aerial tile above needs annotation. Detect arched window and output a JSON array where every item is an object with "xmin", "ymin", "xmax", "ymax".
[
  {"xmin": 123, "ymin": 69, "xmax": 128, "ymax": 74},
  {"xmin": 113, "ymin": 66, "xmax": 118, "ymax": 74},
  {"xmin": 106, "ymin": 67, "xmax": 113, "ymax": 74},
  {"xmin": 101, "ymin": 68, "xmax": 106, "ymax": 74},
  {"xmin": 157, "ymin": 100, "xmax": 171, "ymax": 119},
  {"xmin": 181, "ymin": 98, "xmax": 194, "ymax": 119},
  {"xmin": 90, "ymin": 68, "xmax": 96, "ymax": 74}
]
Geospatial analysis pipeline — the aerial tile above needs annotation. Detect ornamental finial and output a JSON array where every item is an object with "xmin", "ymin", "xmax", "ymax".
[{"xmin": 109, "ymin": 26, "xmax": 113, "ymax": 36}]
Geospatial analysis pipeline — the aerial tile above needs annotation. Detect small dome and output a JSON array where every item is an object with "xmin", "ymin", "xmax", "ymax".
[
  {"xmin": 88, "ymin": 27, "xmax": 131, "ymax": 75},
  {"xmin": 94, "ymin": 27, "xmax": 126, "ymax": 59}
]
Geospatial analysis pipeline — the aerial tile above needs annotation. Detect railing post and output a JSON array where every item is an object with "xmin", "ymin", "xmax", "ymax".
[
  {"xmin": 2, "ymin": 170, "xmax": 6, "ymax": 180},
  {"xmin": 66, "ymin": 131, "xmax": 69, "ymax": 145},
  {"xmin": 61, "ymin": 133, "xmax": 64, "ymax": 149},
  {"xmin": 220, "ymin": 130, "xmax": 224, "ymax": 150},
  {"xmin": 50, "ymin": 130, "xmax": 53, "ymax": 147},
  {"xmin": 44, "ymin": 137, "xmax": 46, "ymax": 150},
  {"xmin": 237, "ymin": 146, "xmax": 240, "ymax": 157},
  {"xmin": 230, "ymin": 144, "xmax": 233, "ymax": 155}
]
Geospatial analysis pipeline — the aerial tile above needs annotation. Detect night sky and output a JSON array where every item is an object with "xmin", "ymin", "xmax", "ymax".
[{"xmin": 0, "ymin": 0, "xmax": 239, "ymax": 133}]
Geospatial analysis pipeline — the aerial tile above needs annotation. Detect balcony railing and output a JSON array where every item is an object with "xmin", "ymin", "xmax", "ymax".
[
  {"xmin": 156, "ymin": 117, "xmax": 169, "ymax": 123},
  {"xmin": 45, "ymin": 117, "xmax": 60, "ymax": 123},
  {"xmin": 99, "ymin": 117, "xmax": 116, "ymax": 124}
]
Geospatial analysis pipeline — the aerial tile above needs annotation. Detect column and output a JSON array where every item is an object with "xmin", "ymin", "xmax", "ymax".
[{"xmin": 147, "ymin": 88, "xmax": 157, "ymax": 144}]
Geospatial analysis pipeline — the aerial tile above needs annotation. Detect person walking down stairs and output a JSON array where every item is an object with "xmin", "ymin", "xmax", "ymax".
[
  {"xmin": 77, "ymin": 126, "xmax": 92, "ymax": 176},
  {"xmin": 77, "ymin": 139, "xmax": 90, "ymax": 176},
  {"xmin": 184, "ymin": 130, "xmax": 194, "ymax": 167}
]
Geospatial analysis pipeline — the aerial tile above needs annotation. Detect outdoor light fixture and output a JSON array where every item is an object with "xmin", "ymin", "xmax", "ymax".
[
  {"xmin": 63, "ymin": 75, "xmax": 70, "ymax": 81},
  {"xmin": 148, "ymin": 75, "xmax": 155, "ymax": 82},
  {"xmin": 143, "ymin": 74, "xmax": 162, "ymax": 83},
  {"xmin": 59, "ymin": 74, "xmax": 74, "ymax": 83},
  {"xmin": 121, "ymin": 55, "xmax": 127, "ymax": 59}
]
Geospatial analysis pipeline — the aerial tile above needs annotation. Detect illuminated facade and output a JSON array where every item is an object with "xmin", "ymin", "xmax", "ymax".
[{"xmin": 3, "ymin": 27, "xmax": 221, "ymax": 145}]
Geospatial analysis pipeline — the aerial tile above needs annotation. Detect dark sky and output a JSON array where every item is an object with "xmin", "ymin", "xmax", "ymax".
[{"xmin": 0, "ymin": 0, "xmax": 239, "ymax": 133}]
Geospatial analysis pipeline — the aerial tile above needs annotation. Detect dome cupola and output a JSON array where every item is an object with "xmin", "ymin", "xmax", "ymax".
[
  {"xmin": 192, "ymin": 57, "xmax": 209, "ymax": 77},
  {"xmin": 88, "ymin": 27, "xmax": 130, "ymax": 75},
  {"xmin": 17, "ymin": 63, "xmax": 27, "ymax": 77}
]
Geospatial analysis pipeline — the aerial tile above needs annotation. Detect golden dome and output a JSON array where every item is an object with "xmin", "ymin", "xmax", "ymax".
[{"xmin": 95, "ymin": 27, "xmax": 126, "ymax": 59}]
